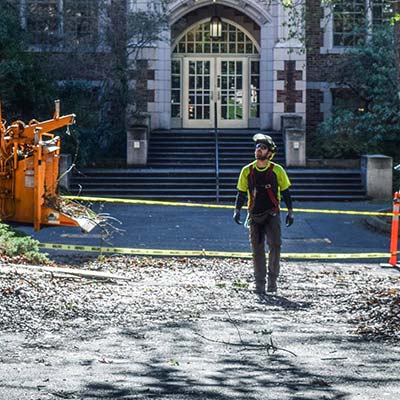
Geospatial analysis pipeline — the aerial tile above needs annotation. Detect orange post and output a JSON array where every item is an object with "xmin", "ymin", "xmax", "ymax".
[{"xmin": 389, "ymin": 192, "xmax": 400, "ymax": 266}]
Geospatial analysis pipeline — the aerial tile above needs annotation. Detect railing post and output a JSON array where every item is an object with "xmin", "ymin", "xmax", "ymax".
[
  {"xmin": 361, "ymin": 155, "xmax": 393, "ymax": 200},
  {"xmin": 214, "ymin": 101, "xmax": 220, "ymax": 203}
]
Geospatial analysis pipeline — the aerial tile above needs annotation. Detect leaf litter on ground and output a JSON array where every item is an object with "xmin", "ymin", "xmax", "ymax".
[{"xmin": 0, "ymin": 256, "xmax": 399, "ymax": 341}]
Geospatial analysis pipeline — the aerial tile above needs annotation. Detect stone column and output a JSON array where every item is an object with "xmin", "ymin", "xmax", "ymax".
[
  {"xmin": 281, "ymin": 114, "xmax": 305, "ymax": 167},
  {"xmin": 284, "ymin": 128, "xmax": 306, "ymax": 167},
  {"xmin": 127, "ymin": 115, "xmax": 150, "ymax": 166},
  {"xmin": 361, "ymin": 155, "xmax": 393, "ymax": 200},
  {"xmin": 272, "ymin": 3, "xmax": 306, "ymax": 130},
  {"xmin": 152, "ymin": 29, "xmax": 171, "ymax": 130},
  {"xmin": 259, "ymin": 22, "xmax": 274, "ymax": 129}
]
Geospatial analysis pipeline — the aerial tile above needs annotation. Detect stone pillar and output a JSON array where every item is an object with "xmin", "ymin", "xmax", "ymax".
[
  {"xmin": 361, "ymin": 155, "xmax": 393, "ymax": 200},
  {"xmin": 284, "ymin": 128, "xmax": 306, "ymax": 167},
  {"xmin": 259, "ymin": 23, "xmax": 274, "ymax": 129},
  {"xmin": 58, "ymin": 153, "xmax": 72, "ymax": 190},
  {"xmin": 272, "ymin": 2, "xmax": 306, "ymax": 130},
  {"xmin": 152, "ymin": 29, "xmax": 171, "ymax": 130},
  {"xmin": 281, "ymin": 114, "xmax": 305, "ymax": 167},
  {"xmin": 127, "ymin": 125, "xmax": 149, "ymax": 166}
]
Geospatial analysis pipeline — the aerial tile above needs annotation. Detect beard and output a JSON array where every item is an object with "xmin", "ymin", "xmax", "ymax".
[{"xmin": 256, "ymin": 153, "xmax": 268, "ymax": 161}]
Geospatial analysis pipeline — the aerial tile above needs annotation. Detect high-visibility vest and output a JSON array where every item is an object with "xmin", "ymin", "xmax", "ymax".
[{"xmin": 248, "ymin": 163, "xmax": 279, "ymax": 213}]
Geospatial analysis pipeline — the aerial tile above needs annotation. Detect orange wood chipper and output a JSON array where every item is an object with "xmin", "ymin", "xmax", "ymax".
[{"xmin": 0, "ymin": 100, "xmax": 96, "ymax": 232}]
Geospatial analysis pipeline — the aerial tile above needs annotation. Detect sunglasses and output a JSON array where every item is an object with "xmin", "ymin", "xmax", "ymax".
[{"xmin": 255, "ymin": 143, "xmax": 268, "ymax": 150}]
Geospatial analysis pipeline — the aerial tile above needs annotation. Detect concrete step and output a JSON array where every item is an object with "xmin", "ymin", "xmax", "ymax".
[{"xmin": 70, "ymin": 129, "xmax": 366, "ymax": 202}]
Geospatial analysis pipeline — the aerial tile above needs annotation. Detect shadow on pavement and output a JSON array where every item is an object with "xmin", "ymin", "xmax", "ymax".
[{"xmin": 257, "ymin": 294, "xmax": 312, "ymax": 310}]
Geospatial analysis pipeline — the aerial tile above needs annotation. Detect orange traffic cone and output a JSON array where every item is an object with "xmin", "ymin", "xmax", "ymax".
[
  {"xmin": 381, "ymin": 192, "xmax": 400, "ymax": 267},
  {"xmin": 389, "ymin": 192, "xmax": 400, "ymax": 266}
]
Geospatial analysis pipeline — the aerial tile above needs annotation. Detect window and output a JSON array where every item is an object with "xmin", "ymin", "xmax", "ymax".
[
  {"xmin": 63, "ymin": 0, "xmax": 99, "ymax": 46},
  {"xmin": 333, "ymin": 0, "xmax": 367, "ymax": 46},
  {"xmin": 171, "ymin": 60, "xmax": 182, "ymax": 118},
  {"xmin": 220, "ymin": 61, "xmax": 243, "ymax": 120},
  {"xmin": 372, "ymin": 0, "xmax": 394, "ymax": 25},
  {"xmin": 333, "ymin": 0, "xmax": 394, "ymax": 47},
  {"xmin": 24, "ymin": 0, "xmax": 99, "ymax": 47},
  {"xmin": 250, "ymin": 61, "xmax": 260, "ymax": 118},
  {"xmin": 27, "ymin": 0, "xmax": 60, "ymax": 45},
  {"xmin": 173, "ymin": 21, "xmax": 259, "ymax": 55}
]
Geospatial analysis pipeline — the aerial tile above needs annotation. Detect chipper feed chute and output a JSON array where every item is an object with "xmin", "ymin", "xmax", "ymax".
[{"xmin": 0, "ymin": 100, "xmax": 96, "ymax": 232}]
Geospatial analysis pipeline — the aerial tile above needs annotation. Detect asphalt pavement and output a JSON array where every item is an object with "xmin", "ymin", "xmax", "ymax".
[
  {"xmin": 3, "ymin": 200, "xmax": 400, "ymax": 400},
  {"xmin": 15, "ymin": 200, "xmax": 392, "ymax": 262}
]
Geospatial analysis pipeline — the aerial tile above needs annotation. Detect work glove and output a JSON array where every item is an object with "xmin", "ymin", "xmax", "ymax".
[
  {"xmin": 285, "ymin": 210, "xmax": 294, "ymax": 227},
  {"xmin": 233, "ymin": 209, "xmax": 242, "ymax": 225}
]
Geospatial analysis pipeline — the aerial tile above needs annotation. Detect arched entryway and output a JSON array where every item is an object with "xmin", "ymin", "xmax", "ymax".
[{"xmin": 171, "ymin": 19, "xmax": 261, "ymax": 129}]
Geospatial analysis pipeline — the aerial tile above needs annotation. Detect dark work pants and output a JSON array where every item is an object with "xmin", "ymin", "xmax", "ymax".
[{"xmin": 249, "ymin": 213, "xmax": 282, "ymax": 293}]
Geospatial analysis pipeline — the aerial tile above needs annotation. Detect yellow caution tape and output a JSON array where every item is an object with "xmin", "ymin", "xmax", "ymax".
[
  {"xmin": 288, "ymin": 207, "xmax": 393, "ymax": 217},
  {"xmin": 39, "ymin": 242, "xmax": 391, "ymax": 259},
  {"xmin": 281, "ymin": 253, "xmax": 391, "ymax": 260},
  {"xmin": 63, "ymin": 195, "xmax": 231, "ymax": 209},
  {"xmin": 63, "ymin": 195, "xmax": 394, "ymax": 217}
]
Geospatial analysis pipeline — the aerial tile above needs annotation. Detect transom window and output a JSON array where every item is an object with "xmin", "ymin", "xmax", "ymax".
[
  {"xmin": 333, "ymin": 0, "xmax": 394, "ymax": 46},
  {"xmin": 173, "ymin": 21, "xmax": 259, "ymax": 55}
]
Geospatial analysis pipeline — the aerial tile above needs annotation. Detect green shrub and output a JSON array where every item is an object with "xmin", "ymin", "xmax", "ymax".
[
  {"xmin": 312, "ymin": 26, "xmax": 400, "ymax": 161},
  {"xmin": 0, "ymin": 222, "xmax": 49, "ymax": 264}
]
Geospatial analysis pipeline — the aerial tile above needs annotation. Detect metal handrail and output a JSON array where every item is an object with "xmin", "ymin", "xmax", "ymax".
[{"xmin": 214, "ymin": 102, "xmax": 220, "ymax": 203}]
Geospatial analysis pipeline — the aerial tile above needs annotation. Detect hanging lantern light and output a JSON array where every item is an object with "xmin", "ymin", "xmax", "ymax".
[
  {"xmin": 210, "ymin": 15, "xmax": 222, "ymax": 40},
  {"xmin": 209, "ymin": 2, "xmax": 222, "ymax": 40}
]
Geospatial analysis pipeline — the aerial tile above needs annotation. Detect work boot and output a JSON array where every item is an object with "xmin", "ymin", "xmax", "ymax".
[
  {"xmin": 267, "ymin": 279, "xmax": 277, "ymax": 294},
  {"xmin": 254, "ymin": 283, "xmax": 265, "ymax": 296}
]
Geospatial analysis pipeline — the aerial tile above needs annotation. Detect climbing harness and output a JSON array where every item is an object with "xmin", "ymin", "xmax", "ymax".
[{"xmin": 248, "ymin": 162, "xmax": 279, "ymax": 214}]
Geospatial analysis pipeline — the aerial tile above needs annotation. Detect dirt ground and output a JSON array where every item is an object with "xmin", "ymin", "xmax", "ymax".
[{"xmin": 1, "ymin": 256, "xmax": 400, "ymax": 400}]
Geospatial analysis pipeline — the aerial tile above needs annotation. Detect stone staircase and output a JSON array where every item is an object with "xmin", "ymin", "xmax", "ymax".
[
  {"xmin": 147, "ymin": 129, "xmax": 284, "ymax": 169},
  {"xmin": 70, "ymin": 129, "xmax": 367, "ymax": 202}
]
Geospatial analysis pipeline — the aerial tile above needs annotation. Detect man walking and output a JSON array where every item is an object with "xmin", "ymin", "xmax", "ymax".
[{"xmin": 233, "ymin": 133, "xmax": 294, "ymax": 295}]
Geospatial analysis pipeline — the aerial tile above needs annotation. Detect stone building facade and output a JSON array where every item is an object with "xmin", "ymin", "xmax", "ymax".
[
  {"xmin": 138, "ymin": 0, "xmax": 307, "ymax": 131},
  {"xmin": 7, "ymin": 0, "xmax": 395, "ymax": 138}
]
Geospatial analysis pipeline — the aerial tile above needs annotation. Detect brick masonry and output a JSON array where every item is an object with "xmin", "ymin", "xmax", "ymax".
[
  {"xmin": 306, "ymin": 0, "xmax": 341, "ymax": 138},
  {"xmin": 22, "ymin": 1, "xmax": 359, "ymax": 135},
  {"xmin": 306, "ymin": 89, "xmax": 324, "ymax": 135},
  {"xmin": 277, "ymin": 61, "xmax": 303, "ymax": 113}
]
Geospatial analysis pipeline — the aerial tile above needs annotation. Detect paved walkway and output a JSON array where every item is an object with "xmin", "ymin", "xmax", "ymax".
[{"xmin": 16, "ymin": 200, "xmax": 392, "ymax": 262}]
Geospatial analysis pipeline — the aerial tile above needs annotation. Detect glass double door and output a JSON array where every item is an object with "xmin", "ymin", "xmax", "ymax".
[{"xmin": 183, "ymin": 57, "xmax": 248, "ymax": 129}]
